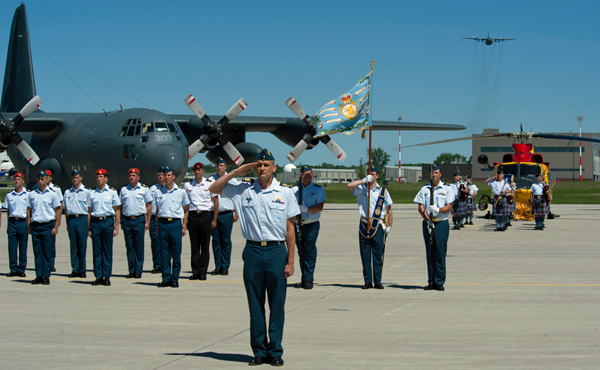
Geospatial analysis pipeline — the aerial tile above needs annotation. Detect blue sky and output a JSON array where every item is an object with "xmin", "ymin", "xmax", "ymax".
[{"xmin": 1, "ymin": 0, "xmax": 598, "ymax": 167}]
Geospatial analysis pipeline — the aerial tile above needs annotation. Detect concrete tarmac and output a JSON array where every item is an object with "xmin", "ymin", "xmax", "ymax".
[{"xmin": 1, "ymin": 204, "xmax": 599, "ymax": 369}]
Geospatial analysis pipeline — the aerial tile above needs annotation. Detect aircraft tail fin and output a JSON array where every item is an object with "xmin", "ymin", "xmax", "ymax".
[{"xmin": 1, "ymin": 4, "xmax": 36, "ymax": 113}]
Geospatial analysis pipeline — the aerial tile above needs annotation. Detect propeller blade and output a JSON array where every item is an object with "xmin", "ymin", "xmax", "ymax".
[
  {"xmin": 13, "ymin": 135, "xmax": 40, "ymax": 165},
  {"xmin": 320, "ymin": 135, "xmax": 347, "ymax": 162},
  {"xmin": 285, "ymin": 97, "xmax": 316, "ymax": 127},
  {"xmin": 218, "ymin": 99, "xmax": 248, "ymax": 125},
  {"xmin": 187, "ymin": 134, "xmax": 210, "ymax": 159},
  {"xmin": 220, "ymin": 141, "xmax": 244, "ymax": 166},
  {"xmin": 184, "ymin": 95, "xmax": 212, "ymax": 125},
  {"xmin": 287, "ymin": 139, "xmax": 309, "ymax": 163},
  {"xmin": 12, "ymin": 95, "xmax": 43, "ymax": 125}
]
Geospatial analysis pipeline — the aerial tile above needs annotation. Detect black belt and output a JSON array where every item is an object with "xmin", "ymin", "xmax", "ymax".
[
  {"xmin": 31, "ymin": 221, "xmax": 52, "ymax": 225},
  {"xmin": 219, "ymin": 210, "xmax": 233, "ymax": 215},
  {"xmin": 91, "ymin": 216, "xmax": 113, "ymax": 221},
  {"xmin": 159, "ymin": 217, "xmax": 180, "ymax": 222},
  {"xmin": 246, "ymin": 240, "xmax": 284, "ymax": 247},
  {"xmin": 67, "ymin": 214, "xmax": 87, "ymax": 219},
  {"xmin": 9, "ymin": 217, "xmax": 26, "ymax": 221},
  {"xmin": 190, "ymin": 210, "xmax": 211, "ymax": 214},
  {"xmin": 123, "ymin": 215, "xmax": 145, "ymax": 220}
]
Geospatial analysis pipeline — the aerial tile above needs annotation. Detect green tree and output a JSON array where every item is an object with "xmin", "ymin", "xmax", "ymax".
[
  {"xmin": 370, "ymin": 147, "xmax": 391, "ymax": 177},
  {"xmin": 355, "ymin": 158, "xmax": 366, "ymax": 179},
  {"xmin": 434, "ymin": 152, "xmax": 468, "ymax": 164}
]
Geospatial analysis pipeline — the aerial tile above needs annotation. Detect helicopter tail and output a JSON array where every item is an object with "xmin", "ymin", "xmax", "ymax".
[{"xmin": 1, "ymin": 3, "xmax": 36, "ymax": 113}]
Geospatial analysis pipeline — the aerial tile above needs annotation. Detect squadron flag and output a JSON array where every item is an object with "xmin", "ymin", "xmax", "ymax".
[{"xmin": 313, "ymin": 70, "xmax": 372, "ymax": 137}]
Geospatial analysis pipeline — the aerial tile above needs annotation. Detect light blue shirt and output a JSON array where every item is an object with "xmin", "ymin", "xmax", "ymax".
[
  {"xmin": 489, "ymin": 180, "xmax": 510, "ymax": 196},
  {"xmin": 49, "ymin": 182, "xmax": 63, "ymax": 202},
  {"xmin": 3, "ymin": 188, "xmax": 30, "ymax": 218},
  {"xmin": 210, "ymin": 173, "xmax": 237, "ymax": 212},
  {"xmin": 530, "ymin": 182, "xmax": 544, "ymax": 196},
  {"xmin": 87, "ymin": 186, "xmax": 121, "ymax": 217},
  {"xmin": 28, "ymin": 187, "xmax": 61, "ymax": 222},
  {"xmin": 449, "ymin": 182, "xmax": 460, "ymax": 198},
  {"xmin": 154, "ymin": 184, "xmax": 190, "ymax": 219},
  {"xmin": 120, "ymin": 183, "xmax": 152, "ymax": 217},
  {"xmin": 413, "ymin": 182, "xmax": 455, "ymax": 221},
  {"xmin": 149, "ymin": 182, "xmax": 164, "ymax": 215},
  {"xmin": 293, "ymin": 182, "xmax": 326, "ymax": 222},
  {"xmin": 351, "ymin": 183, "xmax": 393, "ymax": 219},
  {"xmin": 222, "ymin": 178, "xmax": 300, "ymax": 241},
  {"xmin": 63, "ymin": 185, "xmax": 91, "ymax": 215}
]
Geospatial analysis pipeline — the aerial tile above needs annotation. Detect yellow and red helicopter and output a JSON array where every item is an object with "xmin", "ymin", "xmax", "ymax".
[{"xmin": 406, "ymin": 126, "xmax": 600, "ymax": 221}]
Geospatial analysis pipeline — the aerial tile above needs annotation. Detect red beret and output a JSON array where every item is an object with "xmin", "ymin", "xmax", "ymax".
[
  {"xmin": 128, "ymin": 168, "xmax": 140, "ymax": 174},
  {"xmin": 14, "ymin": 172, "xmax": 24, "ymax": 179},
  {"xmin": 45, "ymin": 170, "xmax": 52, "ymax": 176},
  {"xmin": 95, "ymin": 169, "xmax": 108, "ymax": 176},
  {"xmin": 193, "ymin": 162, "xmax": 204, "ymax": 170}
]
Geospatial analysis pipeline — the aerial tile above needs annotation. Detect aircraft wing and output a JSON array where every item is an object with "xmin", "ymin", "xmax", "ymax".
[
  {"xmin": 463, "ymin": 37, "xmax": 483, "ymax": 41},
  {"xmin": 173, "ymin": 115, "xmax": 465, "ymax": 132},
  {"xmin": 15, "ymin": 117, "xmax": 63, "ymax": 133}
]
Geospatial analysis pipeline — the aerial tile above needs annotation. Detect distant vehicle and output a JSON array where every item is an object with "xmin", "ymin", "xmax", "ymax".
[
  {"xmin": 463, "ymin": 33, "xmax": 515, "ymax": 45},
  {"xmin": 0, "ymin": 159, "xmax": 15, "ymax": 177}
]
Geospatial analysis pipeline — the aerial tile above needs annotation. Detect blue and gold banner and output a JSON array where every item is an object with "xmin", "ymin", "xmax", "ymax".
[{"xmin": 313, "ymin": 70, "xmax": 372, "ymax": 137}]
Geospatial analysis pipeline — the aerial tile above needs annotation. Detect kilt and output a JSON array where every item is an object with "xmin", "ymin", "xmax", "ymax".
[
  {"xmin": 532, "ymin": 197, "xmax": 549, "ymax": 216},
  {"xmin": 494, "ymin": 196, "xmax": 512, "ymax": 216},
  {"xmin": 466, "ymin": 197, "xmax": 477, "ymax": 213},
  {"xmin": 452, "ymin": 199, "xmax": 468, "ymax": 215}
]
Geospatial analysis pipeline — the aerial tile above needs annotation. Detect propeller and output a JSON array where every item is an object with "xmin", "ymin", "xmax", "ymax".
[
  {"xmin": 0, "ymin": 95, "xmax": 42, "ymax": 165},
  {"xmin": 284, "ymin": 97, "xmax": 347, "ymax": 163},
  {"xmin": 184, "ymin": 95, "xmax": 247, "ymax": 166}
]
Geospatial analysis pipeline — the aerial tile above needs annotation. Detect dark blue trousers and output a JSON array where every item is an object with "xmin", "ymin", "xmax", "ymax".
[
  {"xmin": 7, "ymin": 219, "xmax": 28, "ymax": 274},
  {"xmin": 158, "ymin": 218, "xmax": 182, "ymax": 283},
  {"xmin": 296, "ymin": 221, "xmax": 320, "ymax": 282},
  {"xmin": 122, "ymin": 216, "xmax": 145, "ymax": 275},
  {"xmin": 149, "ymin": 217, "xmax": 161, "ymax": 271},
  {"xmin": 358, "ymin": 226, "xmax": 385, "ymax": 285},
  {"xmin": 31, "ymin": 221, "xmax": 54, "ymax": 278},
  {"xmin": 211, "ymin": 211, "xmax": 234, "ymax": 270},
  {"xmin": 421, "ymin": 220, "xmax": 449, "ymax": 287},
  {"xmin": 91, "ymin": 217, "xmax": 114, "ymax": 278},
  {"xmin": 242, "ymin": 242, "xmax": 288, "ymax": 358},
  {"xmin": 67, "ymin": 216, "xmax": 88, "ymax": 274}
]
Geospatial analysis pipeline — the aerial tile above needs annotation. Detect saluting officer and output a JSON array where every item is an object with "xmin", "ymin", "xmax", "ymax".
[
  {"xmin": 414, "ymin": 165, "xmax": 454, "ymax": 291},
  {"xmin": 28, "ymin": 170, "xmax": 62, "ymax": 285},
  {"xmin": 209, "ymin": 149, "xmax": 299, "ymax": 367},
  {"xmin": 155, "ymin": 166, "xmax": 190, "ymax": 288},
  {"xmin": 210, "ymin": 157, "xmax": 238, "ymax": 276},
  {"xmin": 46, "ymin": 169, "xmax": 62, "ymax": 273},
  {"xmin": 530, "ymin": 173, "xmax": 549, "ymax": 230},
  {"xmin": 63, "ymin": 169, "xmax": 91, "ymax": 278},
  {"xmin": 347, "ymin": 165, "xmax": 393, "ymax": 290},
  {"xmin": 120, "ymin": 168, "xmax": 152, "ymax": 278},
  {"xmin": 3, "ymin": 172, "xmax": 29, "ymax": 277},
  {"xmin": 87, "ymin": 169, "xmax": 121, "ymax": 286},
  {"xmin": 293, "ymin": 165, "xmax": 326, "ymax": 290},
  {"xmin": 148, "ymin": 166, "xmax": 166, "ymax": 274},
  {"xmin": 184, "ymin": 162, "xmax": 218, "ymax": 280}
]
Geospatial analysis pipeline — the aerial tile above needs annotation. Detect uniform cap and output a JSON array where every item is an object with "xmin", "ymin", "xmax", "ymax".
[
  {"xmin": 162, "ymin": 166, "xmax": 173, "ymax": 174},
  {"xmin": 37, "ymin": 170, "xmax": 48, "ymax": 178},
  {"xmin": 157, "ymin": 166, "xmax": 165, "ymax": 173},
  {"xmin": 128, "ymin": 168, "xmax": 140, "ymax": 174},
  {"xmin": 14, "ymin": 172, "xmax": 24, "ymax": 179},
  {"xmin": 95, "ymin": 169, "xmax": 108, "ymax": 176},
  {"xmin": 71, "ymin": 168, "xmax": 81, "ymax": 176},
  {"xmin": 453, "ymin": 171, "xmax": 461, "ymax": 176},
  {"xmin": 430, "ymin": 164, "xmax": 440, "ymax": 171},
  {"xmin": 215, "ymin": 157, "xmax": 227, "ymax": 165},
  {"xmin": 193, "ymin": 162, "xmax": 204, "ymax": 170},
  {"xmin": 369, "ymin": 165, "xmax": 378, "ymax": 173},
  {"xmin": 256, "ymin": 148, "xmax": 274, "ymax": 161},
  {"xmin": 301, "ymin": 165, "xmax": 312, "ymax": 173}
]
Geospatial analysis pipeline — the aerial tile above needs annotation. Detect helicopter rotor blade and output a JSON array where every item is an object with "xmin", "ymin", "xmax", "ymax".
[
  {"xmin": 402, "ymin": 133, "xmax": 512, "ymax": 149},
  {"xmin": 534, "ymin": 133, "xmax": 600, "ymax": 144}
]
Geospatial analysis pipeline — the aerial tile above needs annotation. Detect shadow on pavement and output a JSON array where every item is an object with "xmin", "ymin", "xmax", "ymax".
[{"xmin": 166, "ymin": 351, "xmax": 253, "ymax": 363}]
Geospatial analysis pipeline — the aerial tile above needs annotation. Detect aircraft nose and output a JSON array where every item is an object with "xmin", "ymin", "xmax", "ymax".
[{"xmin": 144, "ymin": 145, "xmax": 187, "ymax": 182}]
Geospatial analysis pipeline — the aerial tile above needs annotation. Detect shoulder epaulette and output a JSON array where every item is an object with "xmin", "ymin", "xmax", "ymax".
[
  {"xmin": 206, "ymin": 178, "xmax": 213, "ymax": 182},
  {"xmin": 242, "ymin": 178, "xmax": 252, "ymax": 183},
  {"xmin": 140, "ymin": 183, "xmax": 147, "ymax": 188},
  {"xmin": 281, "ymin": 183, "xmax": 291, "ymax": 188},
  {"xmin": 314, "ymin": 183, "xmax": 322, "ymax": 188},
  {"xmin": 109, "ymin": 186, "xmax": 115, "ymax": 190}
]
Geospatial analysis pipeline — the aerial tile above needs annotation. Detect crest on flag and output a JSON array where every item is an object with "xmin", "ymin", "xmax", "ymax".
[{"xmin": 313, "ymin": 71, "xmax": 372, "ymax": 137}]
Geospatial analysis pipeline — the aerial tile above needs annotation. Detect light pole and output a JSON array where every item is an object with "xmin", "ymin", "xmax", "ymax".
[{"xmin": 578, "ymin": 115, "xmax": 584, "ymax": 181}]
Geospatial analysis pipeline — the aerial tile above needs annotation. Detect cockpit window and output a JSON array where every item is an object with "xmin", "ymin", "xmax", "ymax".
[
  {"xmin": 167, "ymin": 122, "xmax": 177, "ymax": 133},
  {"xmin": 120, "ymin": 118, "xmax": 143, "ymax": 137},
  {"xmin": 126, "ymin": 125, "xmax": 136, "ymax": 137},
  {"xmin": 141, "ymin": 122, "xmax": 154, "ymax": 134},
  {"xmin": 155, "ymin": 122, "xmax": 169, "ymax": 132},
  {"xmin": 134, "ymin": 124, "xmax": 141, "ymax": 136}
]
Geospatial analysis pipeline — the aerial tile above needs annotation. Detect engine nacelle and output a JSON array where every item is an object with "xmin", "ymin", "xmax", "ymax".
[
  {"xmin": 0, "ymin": 137, "xmax": 10, "ymax": 151},
  {"xmin": 270, "ymin": 118, "xmax": 319, "ymax": 149}
]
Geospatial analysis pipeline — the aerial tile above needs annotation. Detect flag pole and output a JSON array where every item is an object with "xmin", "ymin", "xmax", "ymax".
[{"xmin": 367, "ymin": 60, "xmax": 374, "ymax": 228}]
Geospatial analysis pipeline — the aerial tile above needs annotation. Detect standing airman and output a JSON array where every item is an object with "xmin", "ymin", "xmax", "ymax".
[
  {"xmin": 3, "ymin": 172, "xmax": 29, "ymax": 277},
  {"xmin": 63, "ymin": 169, "xmax": 90, "ymax": 278}
]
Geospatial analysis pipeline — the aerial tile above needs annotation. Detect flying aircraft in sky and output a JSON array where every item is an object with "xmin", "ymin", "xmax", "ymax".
[
  {"xmin": 0, "ymin": 4, "xmax": 465, "ymax": 191},
  {"xmin": 463, "ymin": 33, "xmax": 515, "ymax": 45}
]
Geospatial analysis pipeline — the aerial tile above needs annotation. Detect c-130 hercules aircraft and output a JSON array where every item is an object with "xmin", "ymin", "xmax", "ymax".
[{"xmin": 0, "ymin": 3, "xmax": 465, "ymax": 191}]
